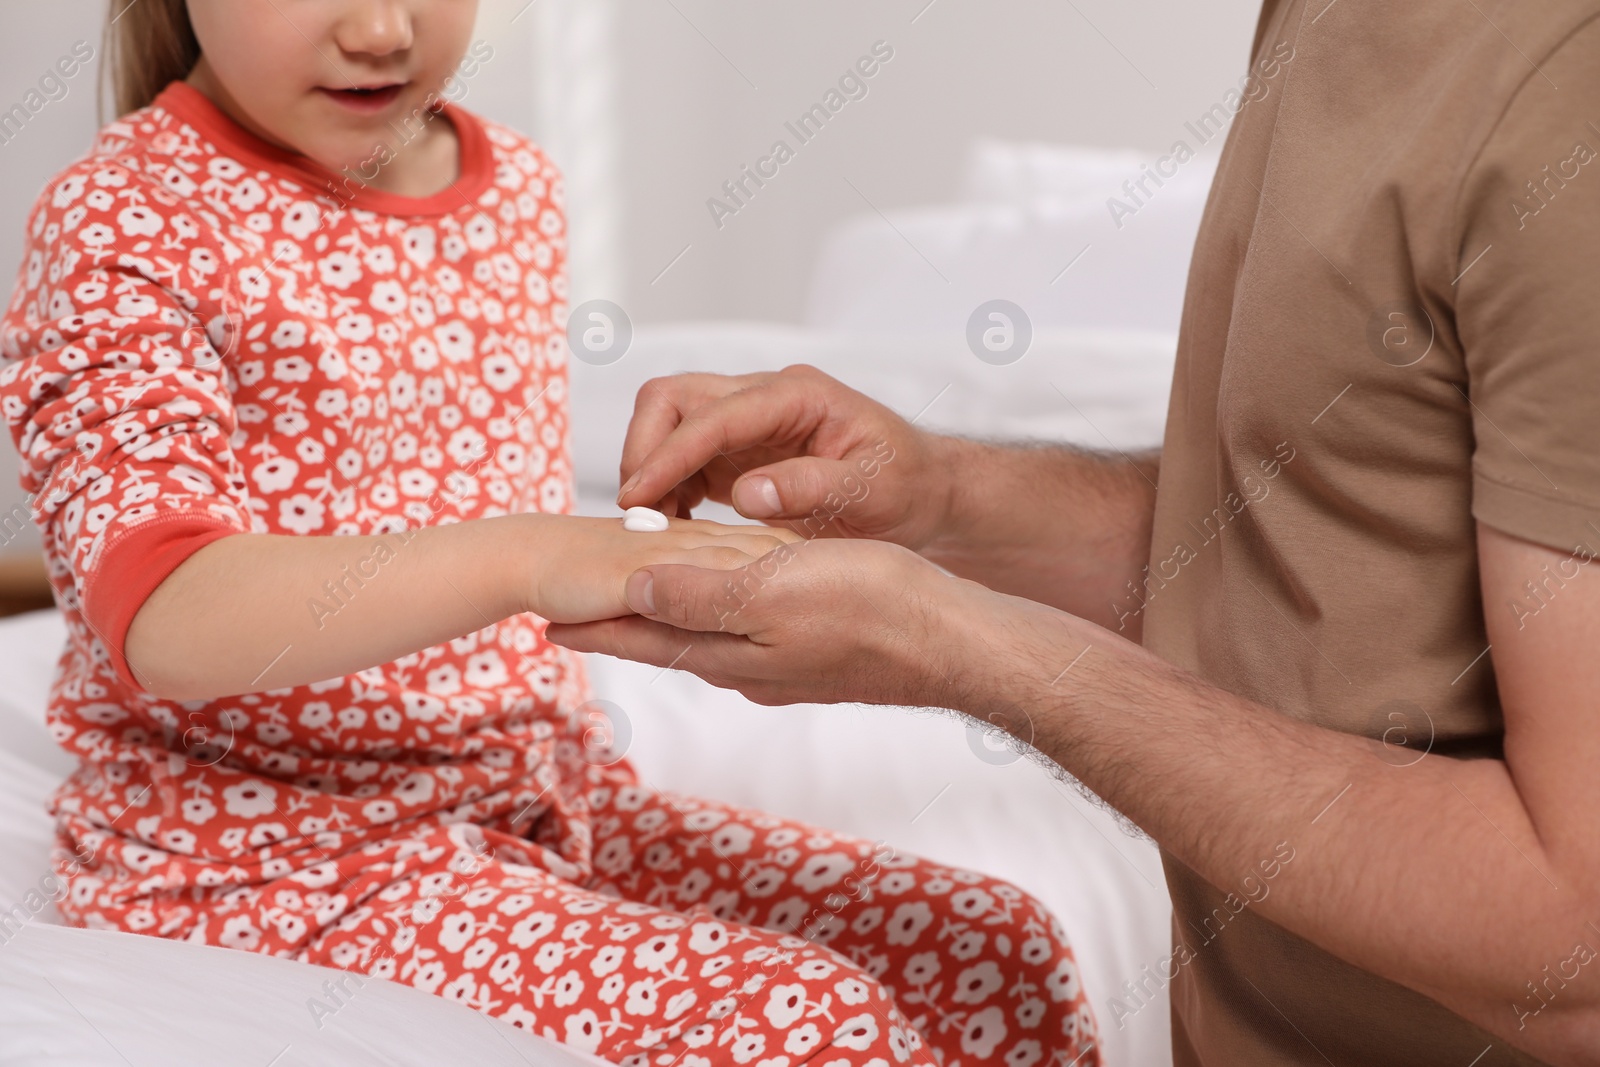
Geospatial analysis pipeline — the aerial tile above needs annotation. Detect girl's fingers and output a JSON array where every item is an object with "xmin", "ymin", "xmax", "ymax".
[
  {"xmin": 717, "ymin": 533, "xmax": 800, "ymax": 558},
  {"xmin": 679, "ymin": 545, "xmax": 760, "ymax": 570},
  {"xmin": 660, "ymin": 510, "xmax": 808, "ymax": 547},
  {"xmin": 657, "ymin": 538, "xmax": 795, "ymax": 574},
  {"xmin": 651, "ymin": 469, "xmax": 709, "ymax": 518},
  {"xmin": 660, "ymin": 516, "xmax": 755, "ymax": 536}
]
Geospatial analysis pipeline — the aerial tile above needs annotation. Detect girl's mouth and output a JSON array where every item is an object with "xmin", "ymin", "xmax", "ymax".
[{"xmin": 317, "ymin": 83, "xmax": 406, "ymax": 114}]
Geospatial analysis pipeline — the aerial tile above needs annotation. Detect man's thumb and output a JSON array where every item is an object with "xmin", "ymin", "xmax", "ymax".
[
  {"xmin": 732, "ymin": 459, "xmax": 858, "ymax": 520},
  {"xmin": 625, "ymin": 569, "xmax": 657, "ymax": 615},
  {"xmin": 626, "ymin": 565, "xmax": 752, "ymax": 634}
]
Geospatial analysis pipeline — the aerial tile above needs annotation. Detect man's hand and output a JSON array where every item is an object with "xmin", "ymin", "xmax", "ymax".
[
  {"xmin": 615, "ymin": 365, "xmax": 955, "ymax": 549},
  {"xmin": 614, "ymin": 365, "xmax": 1161, "ymax": 631},
  {"xmin": 545, "ymin": 536, "xmax": 978, "ymax": 710}
]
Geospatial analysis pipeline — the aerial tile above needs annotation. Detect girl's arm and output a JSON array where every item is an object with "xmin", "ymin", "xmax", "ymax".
[
  {"xmin": 126, "ymin": 513, "xmax": 794, "ymax": 702},
  {"xmin": 0, "ymin": 160, "xmax": 790, "ymax": 704},
  {"xmin": 126, "ymin": 515, "xmax": 531, "ymax": 701}
]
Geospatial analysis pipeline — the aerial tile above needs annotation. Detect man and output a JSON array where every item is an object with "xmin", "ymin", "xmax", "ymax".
[{"xmin": 547, "ymin": 1, "xmax": 1600, "ymax": 1063}]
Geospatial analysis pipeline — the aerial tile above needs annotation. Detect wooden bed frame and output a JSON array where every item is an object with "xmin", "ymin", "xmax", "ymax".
[{"xmin": 0, "ymin": 551, "xmax": 53, "ymax": 617}]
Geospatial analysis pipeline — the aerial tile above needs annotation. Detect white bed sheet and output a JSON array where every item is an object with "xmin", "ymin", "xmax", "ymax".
[{"xmin": 0, "ymin": 923, "xmax": 611, "ymax": 1067}]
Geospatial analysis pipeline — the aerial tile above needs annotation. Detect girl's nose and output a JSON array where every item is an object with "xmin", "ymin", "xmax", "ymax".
[{"xmin": 333, "ymin": 0, "xmax": 415, "ymax": 57}]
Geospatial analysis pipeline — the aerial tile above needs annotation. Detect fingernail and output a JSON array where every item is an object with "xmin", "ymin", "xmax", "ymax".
[
  {"xmin": 617, "ymin": 471, "xmax": 641, "ymax": 503},
  {"xmin": 736, "ymin": 475, "xmax": 781, "ymax": 518},
  {"xmin": 627, "ymin": 571, "xmax": 656, "ymax": 615}
]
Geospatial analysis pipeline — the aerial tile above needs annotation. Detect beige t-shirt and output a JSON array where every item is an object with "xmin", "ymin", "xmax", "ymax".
[{"xmin": 1140, "ymin": 0, "xmax": 1600, "ymax": 1063}]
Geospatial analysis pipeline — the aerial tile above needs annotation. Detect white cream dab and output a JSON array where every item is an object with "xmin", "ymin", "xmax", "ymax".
[{"xmin": 622, "ymin": 506, "xmax": 670, "ymax": 532}]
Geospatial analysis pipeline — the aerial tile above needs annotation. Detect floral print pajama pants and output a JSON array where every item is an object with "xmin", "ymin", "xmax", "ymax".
[{"xmin": 198, "ymin": 757, "xmax": 1100, "ymax": 1067}]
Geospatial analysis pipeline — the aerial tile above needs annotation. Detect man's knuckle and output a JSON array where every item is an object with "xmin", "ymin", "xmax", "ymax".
[{"xmin": 633, "ymin": 379, "xmax": 669, "ymax": 410}]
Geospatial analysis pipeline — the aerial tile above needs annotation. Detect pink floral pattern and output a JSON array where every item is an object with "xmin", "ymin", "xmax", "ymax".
[{"xmin": 0, "ymin": 84, "xmax": 1098, "ymax": 1066}]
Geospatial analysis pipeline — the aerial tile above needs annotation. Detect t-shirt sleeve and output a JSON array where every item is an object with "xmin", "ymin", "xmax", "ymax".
[
  {"xmin": 0, "ymin": 160, "xmax": 255, "ymax": 691},
  {"xmin": 1454, "ymin": 15, "xmax": 1600, "ymax": 554}
]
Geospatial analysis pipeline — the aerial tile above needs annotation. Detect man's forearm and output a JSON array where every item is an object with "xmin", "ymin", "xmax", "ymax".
[
  {"xmin": 921, "ymin": 436, "xmax": 1160, "ymax": 636},
  {"xmin": 125, "ymin": 514, "xmax": 536, "ymax": 701},
  {"xmin": 953, "ymin": 591, "xmax": 1600, "ymax": 1062}
]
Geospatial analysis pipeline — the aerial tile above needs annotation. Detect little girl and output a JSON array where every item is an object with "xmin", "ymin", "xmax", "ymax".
[{"xmin": 0, "ymin": 2, "xmax": 1100, "ymax": 1065}]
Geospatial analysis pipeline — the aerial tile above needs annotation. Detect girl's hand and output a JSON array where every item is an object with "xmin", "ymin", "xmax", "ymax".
[{"xmin": 520, "ymin": 514, "xmax": 802, "ymax": 625}]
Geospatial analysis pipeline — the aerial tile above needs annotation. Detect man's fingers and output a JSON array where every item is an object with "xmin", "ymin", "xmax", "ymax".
[
  {"xmin": 656, "ymin": 472, "xmax": 709, "ymax": 517},
  {"xmin": 545, "ymin": 616, "xmax": 692, "ymax": 665},
  {"xmin": 544, "ymin": 616, "xmax": 753, "ymax": 678},
  {"xmin": 617, "ymin": 375, "xmax": 825, "ymax": 510},
  {"xmin": 618, "ymin": 381, "xmax": 689, "ymax": 495},
  {"xmin": 617, "ymin": 373, "xmax": 769, "ymax": 503},
  {"xmin": 617, "ymin": 377, "xmax": 722, "ymax": 504}
]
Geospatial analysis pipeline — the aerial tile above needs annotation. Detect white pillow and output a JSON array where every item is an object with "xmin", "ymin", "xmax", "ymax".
[
  {"xmin": 567, "ymin": 323, "xmax": 1177, "ymax": 497},
  {"xmin": 960, "ymin": 137, "xmax": 1152, "ymax": 205},
  {"xmin": 801, "ymin": 139, "xmax": 1218, "ymax": 336}
]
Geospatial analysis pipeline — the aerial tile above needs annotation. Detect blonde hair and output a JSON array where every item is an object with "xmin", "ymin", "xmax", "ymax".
[{"xmin": 100, "ymin": 0, "xmax": 200, "ymax": 123}]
